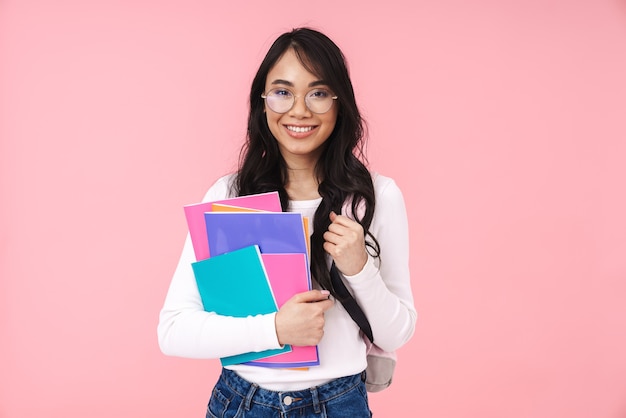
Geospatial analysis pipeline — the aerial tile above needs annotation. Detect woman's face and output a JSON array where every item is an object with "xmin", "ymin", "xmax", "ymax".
[{"xmin": 263, "ymin": 48, "xmax": 338, "ymax": 166}]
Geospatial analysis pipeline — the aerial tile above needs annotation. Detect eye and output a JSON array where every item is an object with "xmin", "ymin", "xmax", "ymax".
[
  {"xmin": 269, "ymin": 88, "xmax": 293, "ymax": 99},
  {"xmin": 308, "ymin": 89, "xmax": 332, "ymax": 100}
]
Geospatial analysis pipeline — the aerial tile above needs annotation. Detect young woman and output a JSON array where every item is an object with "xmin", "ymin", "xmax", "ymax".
[{"xmin": 158, "ymin": 28, "xmax": 416, "ymax": 417}]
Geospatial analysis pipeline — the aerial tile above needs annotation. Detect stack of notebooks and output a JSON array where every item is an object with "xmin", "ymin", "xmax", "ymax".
[{"xmin": 184, "ymin": 191, "xmax": 319, "ymax": 368}]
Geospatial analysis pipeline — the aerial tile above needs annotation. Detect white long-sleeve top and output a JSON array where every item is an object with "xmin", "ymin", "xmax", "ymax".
[{"xmin": 158, "ymin": 172, "xmax": 416, "ymax": 391}]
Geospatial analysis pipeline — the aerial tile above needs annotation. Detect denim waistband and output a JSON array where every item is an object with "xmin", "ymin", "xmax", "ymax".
[{"xmin": 218, "ymin": 368, "xmax": 365, "ymax": 414}]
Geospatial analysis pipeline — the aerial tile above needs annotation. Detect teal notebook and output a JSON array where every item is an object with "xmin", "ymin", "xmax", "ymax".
[{"xmin": 191, "ymin": 245, "xmax": 291, "ymax": 366}]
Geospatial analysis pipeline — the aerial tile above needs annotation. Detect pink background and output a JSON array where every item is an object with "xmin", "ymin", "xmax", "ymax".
[{"xmin": 1, "ymin": 0, "xmax": 626, "ymax": 417}]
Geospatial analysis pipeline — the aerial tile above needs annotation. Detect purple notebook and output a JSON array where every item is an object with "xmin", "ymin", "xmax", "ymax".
[{"xmin": 204, "ymin": 212, "xmax": 308, "ymax": 257}]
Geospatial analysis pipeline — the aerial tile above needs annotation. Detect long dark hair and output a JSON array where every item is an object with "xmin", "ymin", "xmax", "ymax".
[{"xmin": 236, "ymin": 27, "xmax": 379, "ymax": 295}]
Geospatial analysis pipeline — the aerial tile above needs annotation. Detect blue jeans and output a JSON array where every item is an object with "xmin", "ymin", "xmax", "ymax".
[{"xmin": 206, "ymin": 368, "xmax": 372, "ymax": 417}]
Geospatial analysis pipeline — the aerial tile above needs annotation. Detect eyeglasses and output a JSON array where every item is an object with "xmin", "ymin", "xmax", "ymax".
[{"xmin": 261, "ymin": 88, "xmax": 338, "ymax": 114}]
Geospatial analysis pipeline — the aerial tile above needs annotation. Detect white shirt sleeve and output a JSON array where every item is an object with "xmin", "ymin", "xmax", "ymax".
[
  {"xmin": 342, "ymin": 175, "xmax": 417, "ymax": 352},
  {"xmin": 157, "ymin": 175, "xmax": 283, "ymax": 359}
]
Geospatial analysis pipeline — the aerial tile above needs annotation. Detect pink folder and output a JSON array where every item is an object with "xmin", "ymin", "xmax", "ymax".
[
  {"xmin": 246, "ymin": 253, "xmax": 319, "ymax": 368},
  {"xmin": 183, "ymin": 191, "xmax": 281, "ymax": 261}
]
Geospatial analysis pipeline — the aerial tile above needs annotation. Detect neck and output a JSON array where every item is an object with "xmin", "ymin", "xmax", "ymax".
[{"xmin": 284, "ymin": 158, "xmax": 321, "ymax": 201}]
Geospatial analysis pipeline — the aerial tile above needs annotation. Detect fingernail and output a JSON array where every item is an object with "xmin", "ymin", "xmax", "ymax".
[{"xmin": 320, "ymin": 290, "xmax": 330, "ymax": 296}]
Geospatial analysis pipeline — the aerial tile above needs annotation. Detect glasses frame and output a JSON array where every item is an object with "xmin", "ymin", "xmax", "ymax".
[{"xmin": 261, "ymin": 87, "xmax": 338, "ymax": 114}]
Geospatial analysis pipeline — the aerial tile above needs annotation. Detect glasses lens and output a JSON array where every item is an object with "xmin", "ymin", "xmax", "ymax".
[
  {"xmin": 306, "ymin": 89, "xmax": 335, "ymax": 114},
  {"xmin": 264, "ymin": 89, "xmax": 294, "ymax": 113}
]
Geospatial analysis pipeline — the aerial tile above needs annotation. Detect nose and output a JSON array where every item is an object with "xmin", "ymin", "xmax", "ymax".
[{"xmin": 288, "ymin": 95, "xmax": 311, "ymax": 117}]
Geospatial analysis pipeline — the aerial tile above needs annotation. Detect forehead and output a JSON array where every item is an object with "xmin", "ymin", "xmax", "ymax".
[{"xmin": 266, "ymin": 49, "xmax": 321, "ymax": 87}]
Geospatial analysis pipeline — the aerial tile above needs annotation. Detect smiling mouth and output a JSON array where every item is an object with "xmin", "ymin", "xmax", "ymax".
[{"xmin": 285, "ymin": 125, "xmax": 315, "ymax": 133}]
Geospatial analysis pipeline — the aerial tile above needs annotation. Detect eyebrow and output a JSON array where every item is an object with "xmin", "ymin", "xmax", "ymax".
[{"xmin": 270, "ymin": 79, "xmax": 329, "ymax": 88}]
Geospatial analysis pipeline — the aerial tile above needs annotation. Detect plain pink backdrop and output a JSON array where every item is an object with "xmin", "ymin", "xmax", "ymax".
[{"xmin": 1, "ymin": 1, "xmax": 626, "ymax": 417}]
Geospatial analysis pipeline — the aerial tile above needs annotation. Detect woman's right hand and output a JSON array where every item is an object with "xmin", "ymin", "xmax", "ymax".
[{"xmin": 275, "ymin": 290, "xmax": 334, "ymax": 347}]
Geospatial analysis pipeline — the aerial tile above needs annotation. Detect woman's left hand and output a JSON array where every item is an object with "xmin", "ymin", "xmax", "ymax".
[{"xmin": 323, "ymin": 211, "xmax": 368, "ymax": 276}]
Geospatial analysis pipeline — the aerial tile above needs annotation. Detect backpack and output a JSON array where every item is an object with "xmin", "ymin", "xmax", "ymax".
[{"xmin": 364, "ymin": 337, "xmax": 397, "ymax": 392}]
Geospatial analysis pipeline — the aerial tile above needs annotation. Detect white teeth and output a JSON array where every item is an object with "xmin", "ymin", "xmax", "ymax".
[{"xmin": 286, "ymin": 125, "xmax": 314, "ymax": 133}]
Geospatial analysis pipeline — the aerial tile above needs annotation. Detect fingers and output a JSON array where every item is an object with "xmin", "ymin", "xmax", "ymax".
[
  {"xmin": 328, "ymin": 211, "xmax": 353, "ymax": 226},
  {"xmin": 324, "ymin": 213, "xmax": 364, "ymax": 252},
  {"xmin": 324, "ymin": 211, "xmax": 368, "ymax": 276},
  {"xmin": 292, "ymin": 289, "xmax": 331, "ymax": 303},
  {"xmin": 324, "ymin": 212, "xmax": 364, "ymax": 244},
  {"xmin": 328, "ymin": 211, "xmax": 362, "ymax": 230},
  {"xmin": 324, "ymin": 226, "xmax": 361, "ymax": 246},
  {"xmin": 290, "ymin": 290, "xmax": 334, "ymax": 314},
  {"xmin": 275, "ymin": 290, "xmax": 334, "ymax": 346}
]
